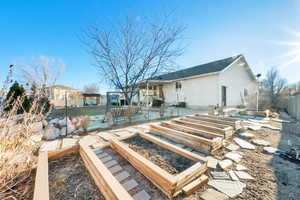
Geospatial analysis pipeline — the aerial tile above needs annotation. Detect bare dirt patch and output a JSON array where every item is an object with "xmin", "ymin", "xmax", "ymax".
[
  {"xmin": 124, "ymin": 136, "xmax": 195, "ymax": 174},
  {"xmin": 48, "ymin": 155, "xmax": 105, "ymax": 200}
]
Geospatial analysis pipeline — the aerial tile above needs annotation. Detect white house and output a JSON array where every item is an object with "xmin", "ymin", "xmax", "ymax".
[{"xmin": 138, "ymin": 55, "xmax": 258, "ymax": 108}]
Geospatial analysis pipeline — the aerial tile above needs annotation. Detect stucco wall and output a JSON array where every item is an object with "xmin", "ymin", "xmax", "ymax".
[
  {"xmin": 162, "ymin": 74, "xmax": 219, "ymax": 107},
  {"xmin": 218, "ymin": 60, "xmax": 257, "ymax": 106}
]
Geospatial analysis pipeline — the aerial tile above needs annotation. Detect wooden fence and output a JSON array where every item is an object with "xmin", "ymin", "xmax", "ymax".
[{"xmin": 286, "ymin": 93, "xmax": 300, "ymax": 120}]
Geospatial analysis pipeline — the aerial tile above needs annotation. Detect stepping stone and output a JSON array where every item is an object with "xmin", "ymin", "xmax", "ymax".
[
  {"xmin": 39, "ymin": 140, "xmax": 61, "ymax": 152},
  {"xmin": 234, "ymin": 171, "xmax": 255, "ymax": 180},
  {"xmin": 122, "ymin": 179, "xmax": 138, "ymax": 191},
  {"xmin": 210, "ymin": 171, "xmax": 230, "ymax": 180},
  {"xmin": 94, "ymin": 149, "xmax": 103, "ymax": 155},
  {"xmin": 236, "ymin": 164, "xmax": 247, "ymax": 171},
  {"xmin": 98, "ymin": 152, "xmax": 109, "ymax": 158},
  {"xmin": 115, "ymin": 171, "xmax": 130, "ymax": 182},
  {"xmin": 61, "ymin": 138, "xmax": 78, "ymax": 148},
  {"xmin": 238, "ymin": 132, "xmax": 255, "ymax": 140},
  {"xmin": 208, "ymin": 180, "xmax": 246, "ymax": 198},
  {"xmin": 133, "ymin": 190, "xmax": 151, "ymax": 200},
  {"xmin": 263, "ymin": 147, "xmax": 279, "ymax": 154},
  {"xmin": 100, "ymin": 155, "xmax": 112, "ymax": 163},
  {"xmin": 251, "ymin": 139, "xmax": 270, "ymax": 146},
  {"xmin": 226, "ymin": 144, "xmax": 240, "ymax": 151},
  {"xmin": 207, "ymin": 156, "xmax": 219, "ymax": 169},
  {"xmin": 218, "ymin": 159, "xmax": 233, "ymax": 171},
  {"xmin": 200, "ymin": 188, "xmax": 228, "ymax": 200},
  {"xmin": 247, "ymin": 125, "xmax": 261, "ymax": 131},
  {"xmin": 109, "ymin": 165, "xmax": 122, "ymax": 174},
  {"xmin": 104, "ymin": 160, "xmax": 118, "ymax": 168},
  {"xmin": 79, "ymin": 135, "xmax": 99, "ymax": 146},
  {"xmin": 225, "ymin": 152, "xmax": 242, "ymax": 163},
  {"xmin": 234, "ymin": 138, "xmax": 255, "ymax": 150},
  {"xmin": 229, "ymin": 170, "xmax": 239, "ymax": 181}
]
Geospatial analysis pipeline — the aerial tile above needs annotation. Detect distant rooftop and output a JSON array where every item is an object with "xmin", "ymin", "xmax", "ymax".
[{"xmin": 150, "ymin": 55, "xmax": 242, "ymax": 81}]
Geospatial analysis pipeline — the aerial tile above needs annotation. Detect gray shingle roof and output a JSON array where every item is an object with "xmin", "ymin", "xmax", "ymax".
[{"xmin": 151, "ymin": 55, "xmax": 242, "ymax": 81}]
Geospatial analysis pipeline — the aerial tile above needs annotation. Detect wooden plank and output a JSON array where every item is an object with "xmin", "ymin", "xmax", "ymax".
[
  {"xmin": 194, "ymin": 114, "xmax": 242, "ymax": 130},
  {"xmin": 196, "ymin": 114, "xmax": 239, "ymax": 122},
  {"xmin": 188, "ymin": 115, "xmax": 238, "ymax": 129},
  {"xmin": 183, "ymin": 116, "xmax": 231, "ymax": 129},
  {"xmin": 168, "ymin": 120, "xmax": 224, "ymax": 139},
  {"xmin": 139, "ymin": 132, "xmax": 207, "ymax": 162},
  {"xmin": 182, "ymin": 175, "xmax": 208, "ymax": 195},
  {"xmin": 175, "ymin": 162, "xmax": 207, "ymax": 189},
  {"xmin": 33, "ymin": 152, "xmax": 49, "ymax": 200},
  {"xmin": 151, "ymin": 124, "xmax": 213, "ymax": 145},
  {"xmin": 48, "ymin": 145, "xmax": 79, "ymax": 161},
  {"xmin": 182, "ymin": 117, "xmax": 233, "ymax": 134},
  {"xmin": 80, "ymin": 144, "xmax": 134, "ymax": 200},
  {"xmin": 110, "ymin": 139, "xmax": 176, "ymax": 198}
]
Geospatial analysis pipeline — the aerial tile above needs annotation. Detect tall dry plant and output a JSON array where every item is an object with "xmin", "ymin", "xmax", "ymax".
[{"xmin": 0, "ymin": 67, "xmax": 49, "ymax": 199}]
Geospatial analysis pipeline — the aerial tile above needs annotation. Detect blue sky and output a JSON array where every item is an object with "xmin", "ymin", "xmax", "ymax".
[{"xmin": 1, "ymin": 0, "xmax": 300, "ymax": 93}]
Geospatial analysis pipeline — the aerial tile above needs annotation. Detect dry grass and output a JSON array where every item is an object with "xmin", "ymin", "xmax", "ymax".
[{"xmin": 0, "ymin": 92, "xmax": 47, "ymax": 199}]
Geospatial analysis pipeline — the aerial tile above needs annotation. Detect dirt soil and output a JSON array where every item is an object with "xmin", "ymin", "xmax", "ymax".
[
  {"xmin": 124, "ymin": 136, "xmax": 195, "ymax": 174},
  {"xmin": 48, "ymin": 155, "xmax": 105, "ymax": 200},
  {"xmin": 230, "ymin": 117, "xmax": 300, "ymax": 200}
]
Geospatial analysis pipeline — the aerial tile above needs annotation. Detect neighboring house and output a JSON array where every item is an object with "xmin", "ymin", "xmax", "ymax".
[
  {"xmin": 138, "ymin": 55, "xmax": 258, "ymax": 108},
  {"xmin": 46, "ymin": 85, "xmax": 82, "ymax": 107}
]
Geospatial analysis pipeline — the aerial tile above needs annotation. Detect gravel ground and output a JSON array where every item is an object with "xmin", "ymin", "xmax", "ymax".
[{"xmin": 48, "ymin": 155, "xmax": 105, "ymax": 200}]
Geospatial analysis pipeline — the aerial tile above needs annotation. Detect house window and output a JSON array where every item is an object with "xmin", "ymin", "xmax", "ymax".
[
  {"xmin": 244, "ymin": 89, "xmax": 248, "ymax": 97},
  {"xmin": 175, "ymin": 82, "xmax": 182, "ymax": 89}
]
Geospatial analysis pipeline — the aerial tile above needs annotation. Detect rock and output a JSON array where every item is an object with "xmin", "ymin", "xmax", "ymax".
[
  {"xmin": 251, "ymin": 139, "xmax": 270, "ymax": 146},
  {"xmin": 207, "ymin": 156, "xmax": 219, "ymax": 169},
  {"xmin": 200, "ymin": 188, "xmax": 229, "ymax": 200},
  {"xmin": 234, "ymin": 171, "xmax": 255, "ymax": 180},
  {"xmin": 39, "ymin": 140, "xmax": 61, "ymax": 152},
  {"xmin": 226, "ymin": 144, "xmax": 240, "ymax": 151},
  {"xmin": 229, "ymin": 170, "xmax": 239, "ymax": 181},
  {"xmin": 263, "ymin": 147, "xmax": 279, "ymax": 154},
  {"xmin": 236, "ymin": 164, "xmax": 247, "ymax": 171},
  {"xmin": 218, "ymin": 159, "xmax": 233, "ymax": 171},
  {"xmin": 122, "ymin": 179, "xmax": 138, "ymax": 191},
  {"xmin": 31, "ymin": 122, "xmax": 43, "ymax": 133},
  {"xmin": 234, "ymin": 138, "xmax": 255, "ymax": 150},
  {"xmin": 238, "ymin": 132, "xmax": 255, "ymax": 140},
  {"xmin": 61, "ymin": 138, "xmax": 78, "ymax": 148},
  {"xmin": 79, "ymin": 135, "xmax": 99, "ymax": 146},
  {"xmin": 42, "ymin": 127, "xmax": 60, "ymax": 140},
  {"xmin": 208, "ymin": 180, "xmax": 246, "ymax": 198},
  {"xmin": 210, "ymin": 171, "xmax": 230, "ymax": 180},
  {"xmin": 225, "ymin": 152, "xmax": 242, "ymax": 163},
  {"xmin": 30, "ymin": 133, "xmax": 43, "ymax": 142}
]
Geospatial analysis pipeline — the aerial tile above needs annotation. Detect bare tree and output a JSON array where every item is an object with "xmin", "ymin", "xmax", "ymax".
[
  {"xmin": 83, "ymin": 83, "xmax": 99, "ymax": 93},
  {"xmin": 16, "ymin": 56, "xmax": 65, "ymax": 89},
  {"xmin": 262, "ymin": 67, "xmax": 287, "ymax": 107},
  {"xmin": 82, "ymin": 15, "xmax": 185, "ymax": 104}
]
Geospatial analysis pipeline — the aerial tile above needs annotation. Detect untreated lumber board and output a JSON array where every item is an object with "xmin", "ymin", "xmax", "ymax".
[
  {"xmin": 182, "ymin": 116, "xmax": 231, "ymax": 129},
  {"xmin": 110, "ymin": 139, "xmax": 176, "ymax": 197},
  {"xmin": 139, "ymin": 132, "xmax": 207, "ymax": 163},
  {"xmin": 176, "ymin": 118, "xmax": 233, "ymax": 139},
  {"xmin": 188, "ymin": 115, "xmax": 240, "ymax": 130},
  {"xmin": 196, "ymin": 114, "xmax": 239, "ymax": 122},
  {"xmin": 48, "ymin": 145, "xmax": 79, "ymax": 161},
  {"xmin": 149, "ymin": 124, "xmax": 222, "ymax": 154},
  {"xmin": 33, "ymin": 152, "xmax": 49, "ymax": 200},
  {"xmin": 80, "ymin": 144, "xmax": 134, "ymax": 200},
  {"xmin": 182, "ymin": 175, "xmax": 208, "ymax": 195},
  {"xmin": 177, "ymin": 117, "xmax": 233, "ymax": 136},
  {"xmin": 168, "ymin": 120, "xmax": 224, "ymax": 139}
]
